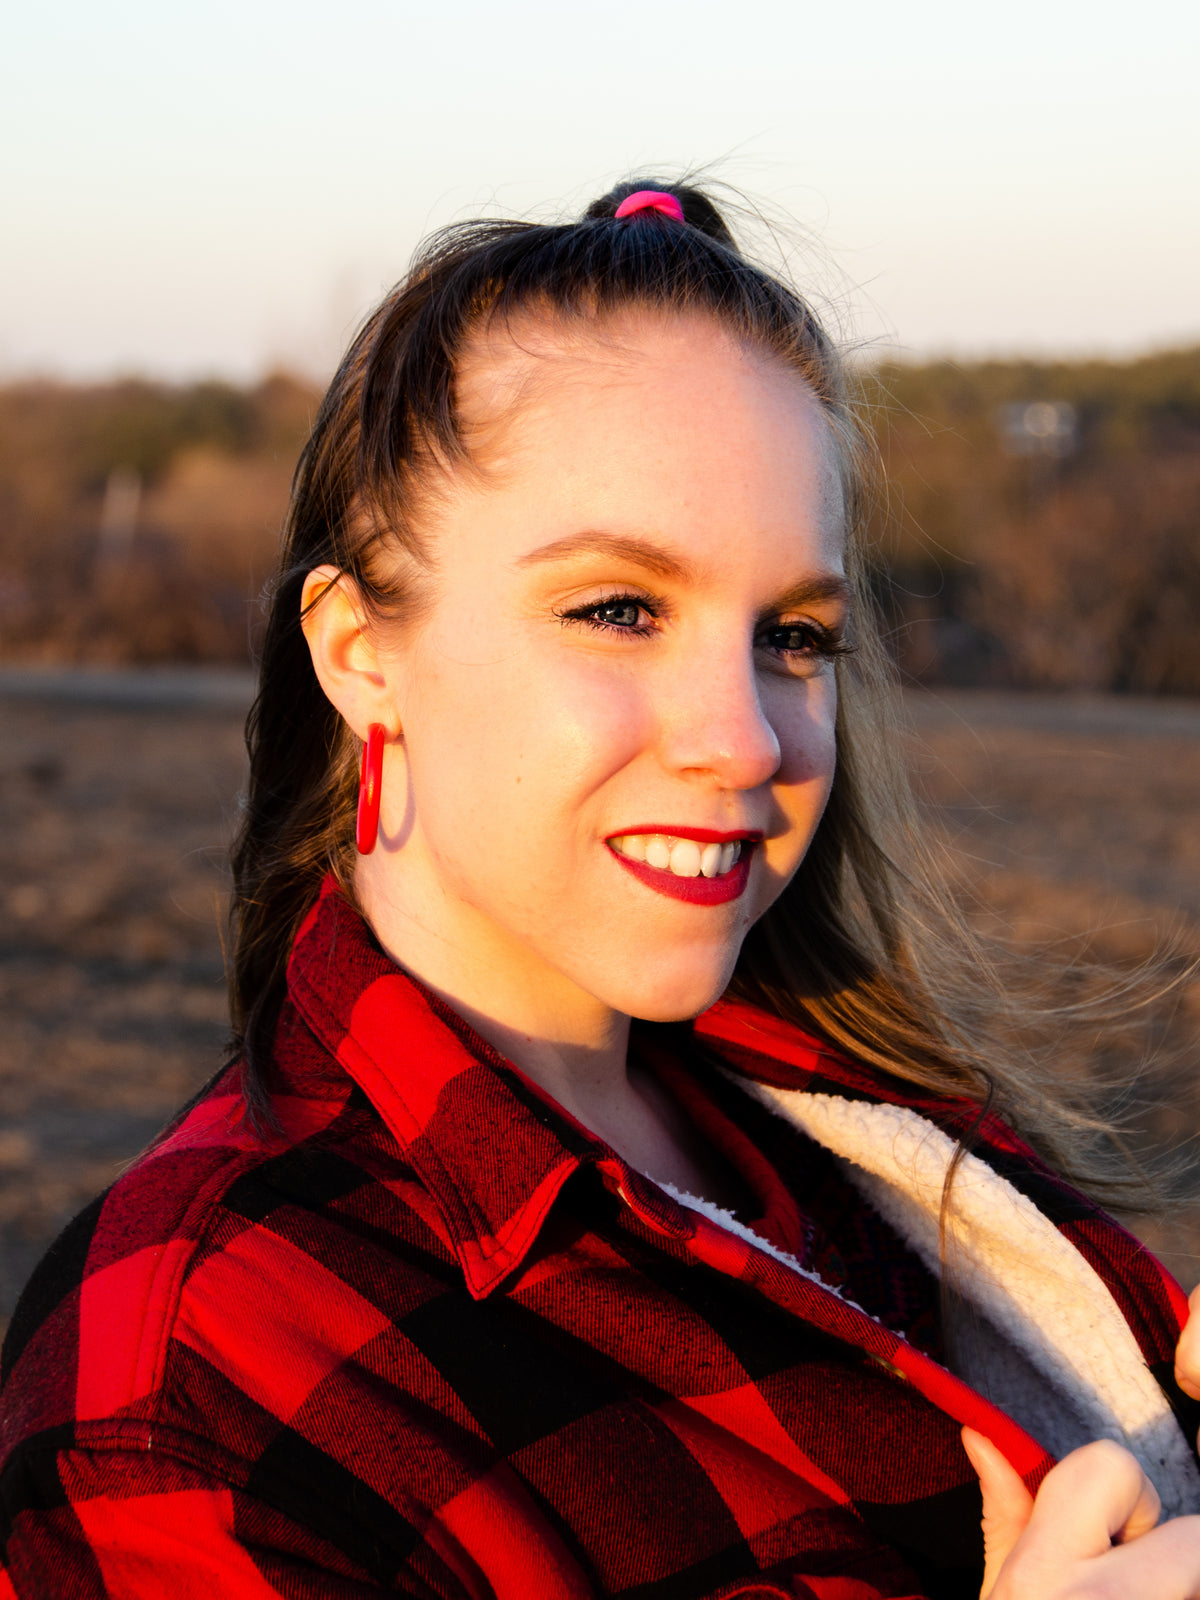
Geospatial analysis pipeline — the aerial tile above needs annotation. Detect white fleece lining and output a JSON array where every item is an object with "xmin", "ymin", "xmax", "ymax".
[
  {"xmin": 714, "ymin": 1079, "xmax": 1200, "ymax": 1517},
  {"xmin": 650, "ymin": 1178, "xmax": 870, "ymax": 1313}
]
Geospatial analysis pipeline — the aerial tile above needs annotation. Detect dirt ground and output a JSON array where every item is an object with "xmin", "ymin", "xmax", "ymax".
[{"xmin": 3, "ymin": 677, "xmax": 1200, "ymax": 1331}]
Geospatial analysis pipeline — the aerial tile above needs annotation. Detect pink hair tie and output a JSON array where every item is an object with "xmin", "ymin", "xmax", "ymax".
[{"xmin": 613, "ymin": 190, "xmax": 685, "ymax": 223}]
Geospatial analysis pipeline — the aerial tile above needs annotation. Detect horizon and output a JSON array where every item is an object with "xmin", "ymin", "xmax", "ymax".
[{"xmin": 3, "ymin": 338, "xmax": 1199, "ymax": 394}]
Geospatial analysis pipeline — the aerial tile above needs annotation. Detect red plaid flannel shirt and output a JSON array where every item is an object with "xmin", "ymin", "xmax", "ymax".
[{"xmin": 1, "ymin": 880, "xmax": 1195, "ymax": 1599}]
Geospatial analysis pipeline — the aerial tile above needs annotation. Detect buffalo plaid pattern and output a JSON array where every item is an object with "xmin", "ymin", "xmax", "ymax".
[{"xmin": 1, "ymin": 879, "xmax": 1195, "ymax": 1599}]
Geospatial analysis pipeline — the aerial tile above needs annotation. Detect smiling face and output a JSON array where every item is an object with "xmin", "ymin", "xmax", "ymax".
[{"xmin": 352, "ymin": 309, "xmax": 848, "ymax": 1045}]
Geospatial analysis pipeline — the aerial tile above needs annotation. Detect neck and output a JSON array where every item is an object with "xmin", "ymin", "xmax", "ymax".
[
  {"xmin": 425, "ymin": 977, "xmax": 636, "ymax": 1128},
  {"xmin": 354, "ymin": 859, "xmax": 731, "ymax": 1203},
  {"xmin": 356, "ymin": 861, "xmax": 634, "ymax": 1119}
]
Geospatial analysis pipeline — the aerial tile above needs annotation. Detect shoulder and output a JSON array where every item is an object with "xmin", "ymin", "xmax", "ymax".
[
  {"xmin": 0, "ymin": 1076, "xmax": 265, "ymax": 1456},
  {"xmin": 0, "ymin": 1064, "xmax": 456, "ymax": 1471}
]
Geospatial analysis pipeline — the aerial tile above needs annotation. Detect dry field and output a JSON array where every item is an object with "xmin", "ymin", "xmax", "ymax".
[{"xmin": 3, "ymin": 675, "xmax": 1200, "ymax": 1332}]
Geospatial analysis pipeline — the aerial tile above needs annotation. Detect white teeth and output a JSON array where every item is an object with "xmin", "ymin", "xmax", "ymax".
[
  {"xmin": 644, "ymin": 837, "xmax": 672, "ymax": 870},
  {"xmin": 612, "ymin": 834, "xmax": 747, "ymax": 879},
  {"xmin": 669, "ymin": 839, "xmax": 702, "ymax": 877}
]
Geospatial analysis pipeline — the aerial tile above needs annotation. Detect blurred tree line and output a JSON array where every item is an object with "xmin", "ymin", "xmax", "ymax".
[
  {"xmin": 865, "ymin": 347, "xmax": 1200, "ymax": 692},
  {"xmin": 0, "ymin": 374, "xmax": 314, "ymax": 663},
  {"xmin": 1, "ymin": 349, "xmax": 1198, "ymax": 689}
]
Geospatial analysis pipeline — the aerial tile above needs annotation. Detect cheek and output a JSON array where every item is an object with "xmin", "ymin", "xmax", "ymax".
[
  {"xmin": 764, "ymin": 679, "xmax": 839, "ymax": 865},
  {"xmin": 401, "ymin": 646, "xmax": 653, "ymax": 849},
  {"xmin": 774, "ymin": 676, "xmax": 838, "ymax": 787}
]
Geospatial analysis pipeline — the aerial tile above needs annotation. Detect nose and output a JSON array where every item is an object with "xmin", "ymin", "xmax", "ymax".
[{"xmin": 657, "ymin": 642, "xmax": 782, "ymax": 792}]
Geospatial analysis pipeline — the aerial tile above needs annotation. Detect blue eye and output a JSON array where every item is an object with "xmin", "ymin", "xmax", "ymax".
[
  {"xmin": 763, "ymin": 623, "xmax": 821, "ymax": 653},
  {"xmin": 590, "ymin": 600, "xmax": 644, "ymax": 628},
  {"xmin": 558, "ymin": 594, "xmax": 658, "ymax": 636},
  {"xmin": 758, "ymin": 621, "xmax": 851, "ymax": 663}
]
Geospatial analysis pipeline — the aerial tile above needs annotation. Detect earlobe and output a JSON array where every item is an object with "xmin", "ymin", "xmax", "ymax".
[{"xmin": 301, "ymin": 565, "xmax": 397, "ymax": 741}]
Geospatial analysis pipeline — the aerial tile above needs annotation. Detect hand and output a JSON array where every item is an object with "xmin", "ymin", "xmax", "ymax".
[
  {"xmin": 1175, "ymin": 1284, "xmax": 1200, "ymax": 1403},
  {"xmin": 963, "ymin": 1428, "xmax": 1200, "ymax": 1598}
]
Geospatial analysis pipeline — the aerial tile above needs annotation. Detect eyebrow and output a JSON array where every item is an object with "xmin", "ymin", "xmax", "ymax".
[
  {"xmin": 517, "ymin": 531, "xmax": 697, "ymax": 582},
  {"xmin": 770, "ymin": 574, "xmax": 853, "ymax": 612},
  {"xmin": 518, "ymin": 529, "xmax": 852, "ymax": 612}
]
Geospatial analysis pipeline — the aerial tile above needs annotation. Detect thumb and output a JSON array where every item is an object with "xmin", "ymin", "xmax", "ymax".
[
  {"xmin": 1174, "ymin": 1283, "xmax": 1200, "ymax": 1401},
  {"xmin": 962, "ymin": 1427, "xmax": 1035, "ymax": 1598}
]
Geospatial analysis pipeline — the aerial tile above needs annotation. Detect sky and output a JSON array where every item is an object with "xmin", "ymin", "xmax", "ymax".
[{"xmin": 3, "ymin": 0, "xmax": 1198, "ymax": 381}]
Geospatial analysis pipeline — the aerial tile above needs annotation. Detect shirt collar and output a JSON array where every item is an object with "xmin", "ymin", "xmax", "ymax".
[
  {"xmin": 285, "ymin": 878, "xmax": 604, "ymax": 1299},
  {"xmin": 283, "ymin": 879, "xmax": 867, "ymax": 1300}
]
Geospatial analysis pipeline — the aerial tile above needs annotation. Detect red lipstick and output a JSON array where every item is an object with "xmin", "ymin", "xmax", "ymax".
[{"xmin": 605, "ymin": 827, "xmax": 761, "ymax": 907}]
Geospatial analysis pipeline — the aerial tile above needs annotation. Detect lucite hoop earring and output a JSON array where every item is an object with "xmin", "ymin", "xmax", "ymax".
[{"xmin": 355, "ymin": 724, "xmax": 386, "ymax": 855}]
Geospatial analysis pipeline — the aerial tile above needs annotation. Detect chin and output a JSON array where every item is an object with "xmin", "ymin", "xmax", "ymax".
[{"xmin": 611, "ymin": 952, "xmax": 739, "ymax": 1025}]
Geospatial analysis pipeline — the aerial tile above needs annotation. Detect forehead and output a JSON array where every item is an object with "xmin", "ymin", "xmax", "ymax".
[
  {"xmin": 444, "ymin": 307, "xmax": 847, "ymax": 566},
  {"xmin": 459, "ymin": 307, "xmax": 828, "ymax": 449}
]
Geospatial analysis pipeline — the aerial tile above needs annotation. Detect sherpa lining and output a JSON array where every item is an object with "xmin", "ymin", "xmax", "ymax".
[
  {"xmin": 651, "ymin": 1178, "xmax": 866, "ymax": 1310},
  {"xmin": 716, "ymin": 1080, "xmax": 1200, "ymax": 1518}
]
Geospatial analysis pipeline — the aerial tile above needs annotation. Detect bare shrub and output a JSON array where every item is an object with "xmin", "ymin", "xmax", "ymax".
[
  {"xmin": 868, "ymin": 347, "xmax": 1200, "ymax": 692},
  {"xmin": 0, "ymin": 374, "xmax": 316, "ymax": 665}
]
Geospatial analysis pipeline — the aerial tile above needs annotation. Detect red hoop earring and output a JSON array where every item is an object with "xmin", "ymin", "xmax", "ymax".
[{"xmin": 356, "ymin": 723, "xmax": 386, "ymax": 855}]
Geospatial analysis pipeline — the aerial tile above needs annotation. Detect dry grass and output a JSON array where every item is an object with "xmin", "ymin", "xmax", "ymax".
[
  {"xmin": 0, "ymin": 690, "xmax": 243, "ymax": 1320},
  {"xmin": 2, "ymin": 684, "xmax": 1200, "ymax": 1331}
]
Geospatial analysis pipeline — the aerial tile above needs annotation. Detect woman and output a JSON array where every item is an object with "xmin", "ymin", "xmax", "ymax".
[{"xmin": 3, "ymin": 180, "xmax": 1200, "ymax": 1599}]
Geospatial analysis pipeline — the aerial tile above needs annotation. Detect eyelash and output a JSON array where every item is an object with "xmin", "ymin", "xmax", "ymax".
[{"xmin": 556, "ymin": 593, "xmax": 853, "ymax": 662}]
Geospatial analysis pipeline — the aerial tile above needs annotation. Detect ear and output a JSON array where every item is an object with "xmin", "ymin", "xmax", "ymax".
[{"xmin": 301, "ymin": 566, "xmax": 399, "ymax": 740}]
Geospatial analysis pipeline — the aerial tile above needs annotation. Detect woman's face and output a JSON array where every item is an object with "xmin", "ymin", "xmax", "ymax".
[{"xmin": 360, "ymin": 310, "xmax": 848, "ymax": 1032}]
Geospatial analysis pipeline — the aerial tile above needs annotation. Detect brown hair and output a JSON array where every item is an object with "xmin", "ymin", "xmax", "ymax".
[{"xmin": 228, "ymin": 176, "xmax": 1143, "ymax": 1200}]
